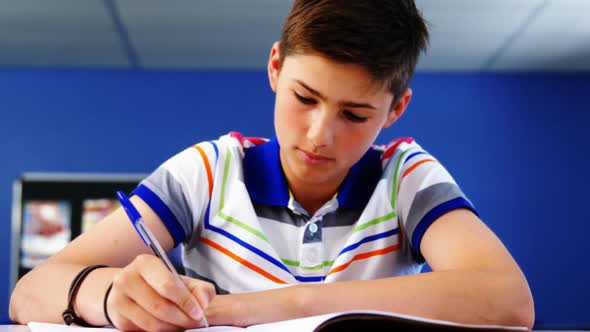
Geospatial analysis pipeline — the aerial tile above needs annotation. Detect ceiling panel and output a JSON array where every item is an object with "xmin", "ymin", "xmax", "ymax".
[
  {"xmin": 0, "ymin": 0, "xmax": 128, "ymax": 67},
  {"xmin": 0, "ymin": 0, "xmax": 589, "ymax": 71},
  {"xmin": 118, "ymin": 0, "xmax": 293, "ymax": 69},
  {"xmin": 415, "ymin": 0, "xmax": 546, "ymax": 71},
  {"xmin": 491, "ymin": 0, "xmax": 590, "ymax": 71}
]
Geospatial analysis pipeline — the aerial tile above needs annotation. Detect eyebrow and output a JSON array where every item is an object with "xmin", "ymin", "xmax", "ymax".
[{"xmin": 296, "ymin": 80, "xmax": 377, "ymax": 110}]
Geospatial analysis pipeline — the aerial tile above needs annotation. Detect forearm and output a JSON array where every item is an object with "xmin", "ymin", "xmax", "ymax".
[
  {"xmin": 206, "ymin": 285, "xmax": 305, "ymax": 327},
  {"xmin": 300, "ymin": 269, "xmax": 534, "ymax": 328},
  {"xmin": 9, "ymin": 262, "xmax": 119, "ymax": 326},
  {"xmin": 209, "ymin": 269, "xmax": 533, "ymax": 328}
]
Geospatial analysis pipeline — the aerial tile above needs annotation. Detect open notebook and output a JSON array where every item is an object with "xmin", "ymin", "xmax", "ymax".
[{"xmin": 28, "ymin": 310, "xmax": 530, "ymax": 332}]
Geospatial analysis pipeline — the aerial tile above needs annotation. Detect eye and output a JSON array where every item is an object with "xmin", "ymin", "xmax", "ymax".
[
  {"xmin": 294, "ymin": 92, "xmax": 316, "ymax": 105},
  {"xmin": 343, "ymin": 110, "xmax": 368, "ymax": 123}
]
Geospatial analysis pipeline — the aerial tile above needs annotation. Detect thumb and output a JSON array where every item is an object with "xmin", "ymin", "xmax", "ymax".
[{"xmin": 181, "ymin": 275, "xmax": 216, "ymax": 308}]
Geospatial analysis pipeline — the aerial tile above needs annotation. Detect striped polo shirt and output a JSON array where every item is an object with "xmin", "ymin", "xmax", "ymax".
[{"xmin": 132, "ymin": 132, "xmax": 476, "ymax": 294}]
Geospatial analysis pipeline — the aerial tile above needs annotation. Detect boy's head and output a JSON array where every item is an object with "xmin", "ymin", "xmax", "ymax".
[
  {"xmin": 279, "ymin": 0, "xmax": 429, "ymax": 105},
  {"xmin": 267, "ymin": 0, "xmax": 430, "ymax": 199}
]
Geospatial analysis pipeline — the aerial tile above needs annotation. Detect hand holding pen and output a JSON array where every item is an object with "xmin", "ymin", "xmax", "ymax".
[{"xmin": 104, "ymin": 191, "xmax": 214, "ymax": 331}]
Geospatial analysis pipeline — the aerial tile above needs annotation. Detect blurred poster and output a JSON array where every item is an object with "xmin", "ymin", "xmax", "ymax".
[
  {"xmin": 21, "ymin": 200, "xmax": 71, "ymax": 268},
  {"xmin": 82, "ymin": 198, "xmax": 119, "ymax": 233}
]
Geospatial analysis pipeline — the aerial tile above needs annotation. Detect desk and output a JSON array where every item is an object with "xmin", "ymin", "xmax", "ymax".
[{"xmin": 0, "ymin": 327, "xmax": 29, "ymax": 332}]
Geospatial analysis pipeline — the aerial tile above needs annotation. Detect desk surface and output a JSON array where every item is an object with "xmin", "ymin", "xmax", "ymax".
[{"xmin": 0, "ymin": 327, "xmax": 29, "ymax": 332}]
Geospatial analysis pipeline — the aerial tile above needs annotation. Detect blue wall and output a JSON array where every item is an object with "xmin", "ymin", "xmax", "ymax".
[{"xmin": 0, "ymin": 68, "xmax": 588, "ymax": 328}]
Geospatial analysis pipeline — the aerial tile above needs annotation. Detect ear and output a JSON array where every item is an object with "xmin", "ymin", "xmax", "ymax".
[
  {"xmin": 383, "ymin": 88, "xmax": 412, "ymax": 129},
  {"xmin": 267, "ymin": 41, "xmax": 281, "ymax": 92}
]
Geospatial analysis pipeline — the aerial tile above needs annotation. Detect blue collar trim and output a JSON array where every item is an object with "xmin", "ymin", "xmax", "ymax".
[
  {"xmin": 243, "ymin": 138, "xmax": 382, "ymax": 209},
  {"xmin": 243, "ymin": 138, "xmax": 290, "ymax": 206},
  {"xmin": 336, "ymin": 148, "xmax": 382, "ymax": 209}
]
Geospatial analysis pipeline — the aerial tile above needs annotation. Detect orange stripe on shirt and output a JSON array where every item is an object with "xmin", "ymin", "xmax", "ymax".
[
  {"xmin": 327, "ymin": 244, "xmax": 400, "ymax": 276},
  {"xmin": 193, "ymin": 145, "xmax": 213, "ymax": 198},
  {"xmin": 402, "ymin": 159, "xmax": 436, "ymax": 179},
  {"xmin": 200, "ymin": 237, "xmax": 287, "ymax": 284}
]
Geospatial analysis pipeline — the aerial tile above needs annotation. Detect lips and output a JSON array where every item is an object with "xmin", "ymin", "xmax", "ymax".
[{"xmin": 297, "ymin": 148, "xmax": 333, "ymax": 164}]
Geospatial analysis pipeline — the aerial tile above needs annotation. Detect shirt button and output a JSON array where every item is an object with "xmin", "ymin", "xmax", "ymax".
[{"xmin": 309, "ymin": 223, "xmax": 318, "ymax": 234}]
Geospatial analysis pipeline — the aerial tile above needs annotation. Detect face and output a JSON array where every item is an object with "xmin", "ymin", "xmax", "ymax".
[{"xmin": 267, "ymin": 42, "xmax": 412, "ymax": 191}]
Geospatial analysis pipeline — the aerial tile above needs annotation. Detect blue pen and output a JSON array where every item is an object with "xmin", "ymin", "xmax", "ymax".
[{"xmin": 115, "ymin": 191, "xmax": 209, "ymax": 327}]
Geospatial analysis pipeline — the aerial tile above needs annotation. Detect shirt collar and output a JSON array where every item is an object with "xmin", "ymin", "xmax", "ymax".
[
  {"xmin": 243, "ymin": 138, "xmax": 290, "ymax": 206},
  {"xmin": 336, "ymin": 147, "xmax": 382, "ymax": 209},
  {"xmin": 243, "ymin": 137, "xmax": 382, "ymax": 209}
]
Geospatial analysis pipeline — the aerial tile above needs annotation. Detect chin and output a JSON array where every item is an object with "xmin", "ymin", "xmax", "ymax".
[{"xmin": 296, "ymin": 165, "xmax": 337, "ymax": 184}]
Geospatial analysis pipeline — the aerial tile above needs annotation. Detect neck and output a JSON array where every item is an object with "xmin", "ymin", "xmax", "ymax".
[{"xmin": 286, "ymin": 178, "xmax": 341, "ymax": 216}]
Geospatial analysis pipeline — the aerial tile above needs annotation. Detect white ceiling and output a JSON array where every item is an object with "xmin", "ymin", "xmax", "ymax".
[{"xmin": 0, "ymin": 0, "xmax": 588, "ymax": 72}]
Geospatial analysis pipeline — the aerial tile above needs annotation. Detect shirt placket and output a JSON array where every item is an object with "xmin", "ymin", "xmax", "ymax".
[{"xmin": 289, "ymin": 197, "xmax": 339, "ymax": 278}]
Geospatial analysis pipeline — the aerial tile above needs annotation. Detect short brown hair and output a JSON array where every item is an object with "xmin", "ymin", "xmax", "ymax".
[{"xmin": 280, "ymin": 0, "xmax": 429, "ymax": 104}]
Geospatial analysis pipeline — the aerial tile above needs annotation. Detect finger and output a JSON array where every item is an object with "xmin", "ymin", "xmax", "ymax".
[
  {"xmin": 108, "ymin": 282, "xmax": 178, "ymax": 332},
  {"xmin": 181, "ymin": 276, "xmax": 216, "ymax": 310},
  {"xmin": 113, "ymin": 293, "xmax": 179, "ymax": 332},
  {"xmin": 203, "ymin": 294, "xmax": 244, "ymax": 327},
  {"xmin": 117, "ymin": 268, "xmax": 198, "ymax": 329},
  {"xmin": 135, "ymin": 255, "xmax": 205, "ymax": 321}
]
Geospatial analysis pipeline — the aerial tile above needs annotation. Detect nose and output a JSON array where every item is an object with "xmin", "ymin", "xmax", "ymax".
[{"xmin": 306, "ymin": 108, "xmax": 334, "ymax": 150}]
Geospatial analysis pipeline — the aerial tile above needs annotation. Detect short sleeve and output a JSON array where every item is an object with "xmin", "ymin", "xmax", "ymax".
[
  {"xmin": 388, "ymin": 145, "xmax": 477, "ymax": 263},
  {"xmin": 131, "ymin": 141, "xmax": 218, "ymax": 247}
]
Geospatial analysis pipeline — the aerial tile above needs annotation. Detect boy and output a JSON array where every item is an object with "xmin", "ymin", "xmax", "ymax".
[{"xmin": 10, "ymin": 1, "xmax": 535, "ymax": 330}]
